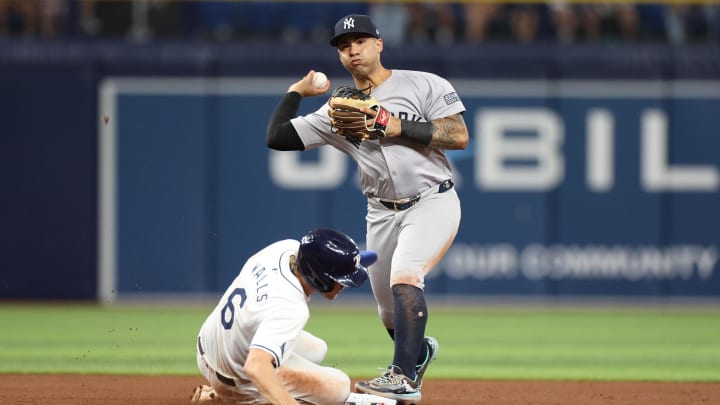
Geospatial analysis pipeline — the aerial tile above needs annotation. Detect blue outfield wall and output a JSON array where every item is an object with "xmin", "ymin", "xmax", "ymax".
[{"xmin": 1, "ymin": 40, "xmax": 719, "ymax": 300}]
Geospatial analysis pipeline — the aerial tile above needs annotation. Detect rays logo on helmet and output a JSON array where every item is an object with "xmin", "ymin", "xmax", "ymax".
[{"xmin": 297, "ymin": 228, "xmax": 370, "ymax": 292}]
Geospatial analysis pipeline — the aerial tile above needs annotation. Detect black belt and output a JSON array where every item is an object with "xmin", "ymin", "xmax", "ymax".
[
  {"xmin": 197, "ymin": 337, "xmax": 237, "ymax": 387},
  {"xmin": 379, "ymin": 179, "xmax": 454, "ymax": 211}
]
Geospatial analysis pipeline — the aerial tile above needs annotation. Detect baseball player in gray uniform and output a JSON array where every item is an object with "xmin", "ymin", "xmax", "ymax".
[
  {"xmin": 192, "ymin": 228, "xmax": 394, "ymax": 405},
  {"xmin": 266, "ymin": 14, "xmax": 468, "ymax": 404}
]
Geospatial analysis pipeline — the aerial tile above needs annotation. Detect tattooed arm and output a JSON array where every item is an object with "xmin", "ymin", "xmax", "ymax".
[
  {"xmin": 360, "ymin": 106, "xmax": 469, "ymax": 150},
  {"xmin": 428, "ymin": 113, "xmax": 469, "ymax": 150}
]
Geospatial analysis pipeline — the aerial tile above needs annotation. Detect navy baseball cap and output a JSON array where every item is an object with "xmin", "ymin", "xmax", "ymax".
[{"xmin": 329, "ymin": 14, "xmax": 381, "ymax": 46}]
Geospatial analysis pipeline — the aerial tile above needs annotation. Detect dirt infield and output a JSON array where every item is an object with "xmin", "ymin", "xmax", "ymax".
[{"xmin": 2, "ymin": 375, "xmax": 719, "ymax": 404}]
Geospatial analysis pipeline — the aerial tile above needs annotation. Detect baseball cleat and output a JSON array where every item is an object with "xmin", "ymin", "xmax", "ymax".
[
  {"xmin": 354, "ymin": 365, "xmax": 421, "ymax": 404},
  {"xmin": 415, "ymin": 336, "xmax": 439, "ymax": 389},
  {"xmin": 190, "ymin": 385, "xmax": 220, "ymax": 402}
]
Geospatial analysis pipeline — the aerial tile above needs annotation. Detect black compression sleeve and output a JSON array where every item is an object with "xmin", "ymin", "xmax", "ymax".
[
  {"xmin": 266, "ymin": 92, "xmax": 305, "ymax": 151},
  {"xmin": 400, "ymin": 120, "xmax": 433, "ymax": 146}
]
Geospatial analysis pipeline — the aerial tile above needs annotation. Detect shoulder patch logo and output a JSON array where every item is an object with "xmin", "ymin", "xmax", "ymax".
[
  {"xmin": 444, "ymin": 92, "xmax": 460, "ymax": 105},
  {"xmin": 343, "ymin": 18, "xmax": 355, "ymax": 30}
]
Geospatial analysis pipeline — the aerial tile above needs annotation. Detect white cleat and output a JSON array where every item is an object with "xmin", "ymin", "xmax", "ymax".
[{"xmin": 190, "ymin": 385, "xmax": 220, "ymax": 402}]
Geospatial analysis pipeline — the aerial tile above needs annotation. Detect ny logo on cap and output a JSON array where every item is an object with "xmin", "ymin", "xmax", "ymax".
[{"xmin": 343, "ymin": 17, "xmax": 355, "ymax": 30}]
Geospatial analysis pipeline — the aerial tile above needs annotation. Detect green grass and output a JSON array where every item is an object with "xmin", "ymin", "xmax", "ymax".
[
  {"xmin": 0, "ymin": 304, "xmax": 206, "ymax": 375},
  {"xmin": 1, "ymin": 303, "xmax": 718, "ymax": 381}
]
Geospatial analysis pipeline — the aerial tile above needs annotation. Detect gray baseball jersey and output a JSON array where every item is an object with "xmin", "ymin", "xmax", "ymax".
[
  {"xmin": 291, "ymin": 69, "xmax": 465, "ymax": 200},
  {"xmin": 290, "ymin": 69, "xmax": 465, "ymax": 328}
]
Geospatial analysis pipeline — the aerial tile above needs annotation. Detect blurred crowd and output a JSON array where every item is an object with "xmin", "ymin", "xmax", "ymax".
[{"xmin": 1, "ymin": 1, "xmax": 719, "ymax": 45}]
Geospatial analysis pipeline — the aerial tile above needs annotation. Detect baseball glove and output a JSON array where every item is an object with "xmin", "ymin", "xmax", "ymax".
[{"xmin": 328, "ymin": 86, "xmax": 391, "ymax": 147}]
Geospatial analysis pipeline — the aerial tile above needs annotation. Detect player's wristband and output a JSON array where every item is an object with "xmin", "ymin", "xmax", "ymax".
[{"xmin": 400, "ymin": 120, "xmax": 433, "ymax": 145}]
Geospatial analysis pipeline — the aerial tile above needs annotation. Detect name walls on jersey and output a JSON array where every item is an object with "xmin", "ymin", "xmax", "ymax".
[
  {"xmin": 253, "ymin": 263, "xmax": 270, "ymax": 302},
  {"xmin": 433, "ymin": 243, "xmax": 719, "ymax": 282},
  {"xmin": 268, "ymin": 108, "xmax": 719, "ymax": 193}
]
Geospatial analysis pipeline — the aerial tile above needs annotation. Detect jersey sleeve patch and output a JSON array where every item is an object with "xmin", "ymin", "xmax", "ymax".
[{"xmin": 444, "ymin": 92, "xmax": 460, "ymax": 105}]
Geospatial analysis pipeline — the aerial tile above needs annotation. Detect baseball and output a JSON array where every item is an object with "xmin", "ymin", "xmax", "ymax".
[{"xmin": 312, "ymin": 72, "xmax": 328, "ymax": 89}]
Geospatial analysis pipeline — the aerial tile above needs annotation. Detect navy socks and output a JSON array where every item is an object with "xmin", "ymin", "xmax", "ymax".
[{"xmin": 390, "ymin": 284, "xmax": 428, "ymax": 381}]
